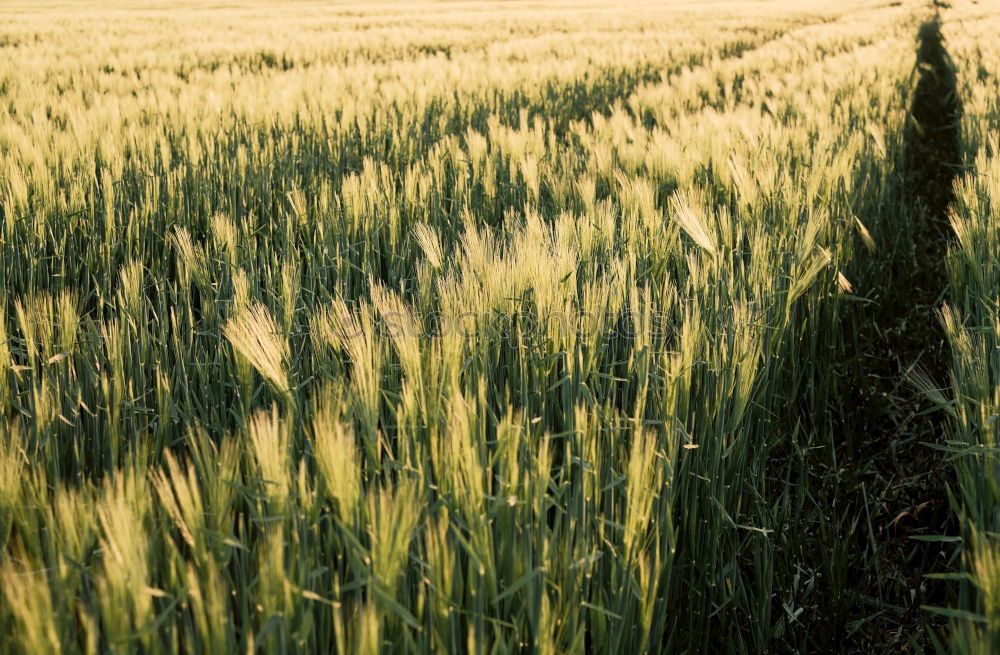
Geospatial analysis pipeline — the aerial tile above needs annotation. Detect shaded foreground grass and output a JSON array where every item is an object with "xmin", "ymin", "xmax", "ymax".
[{"xmin": 814, "ymin": 17, "xmax": 964, "ymax": 654}]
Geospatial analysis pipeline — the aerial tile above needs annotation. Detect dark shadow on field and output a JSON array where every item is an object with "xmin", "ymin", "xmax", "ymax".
[{"xmin": 805, "ymin": 17, "xmax": 963, "ymax": 655}]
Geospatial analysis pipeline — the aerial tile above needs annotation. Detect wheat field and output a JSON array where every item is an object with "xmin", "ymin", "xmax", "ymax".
[{"xmin": 0, "ymin": 0, "xmax": 997, "ymax": 653}]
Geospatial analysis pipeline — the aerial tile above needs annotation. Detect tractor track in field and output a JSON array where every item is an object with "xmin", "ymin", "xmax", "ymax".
[{"xmin": 818, "ymin": 15, "xmax": 964, "ymax": 654}]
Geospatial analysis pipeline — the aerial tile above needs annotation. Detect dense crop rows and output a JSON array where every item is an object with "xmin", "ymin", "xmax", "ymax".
[
  {"xmin": 0, "ymin": 0, "xmax": 996, "ymax": 653},
  {"xmin": 938, "ymin": 2, "xmax": 1000, "ymax": 652}
]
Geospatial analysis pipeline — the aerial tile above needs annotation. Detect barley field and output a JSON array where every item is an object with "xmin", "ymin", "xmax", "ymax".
[{"xmin": 0, "ymin": 0, "xmax": 996, "ymax": 653}]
